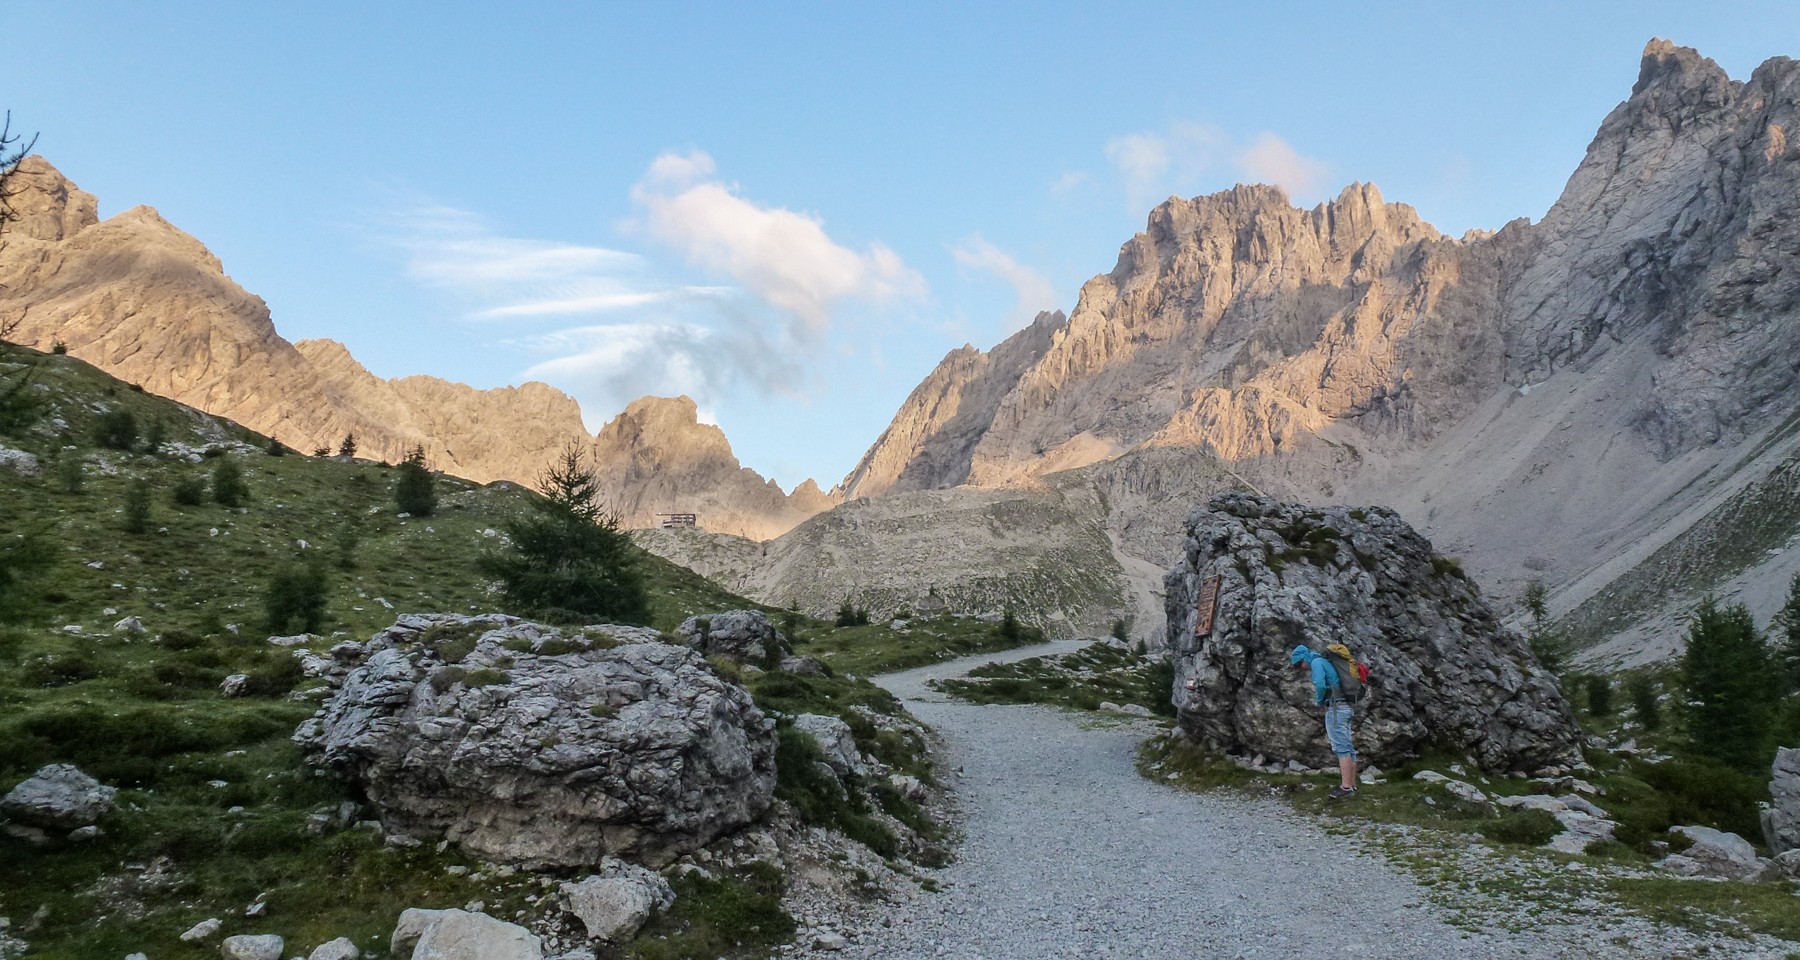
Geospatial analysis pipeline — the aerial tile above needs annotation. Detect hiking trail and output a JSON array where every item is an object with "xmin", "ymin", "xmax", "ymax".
[{"xmin": 789, "ymin": 641, "xmax": 1793, "ymax": 959}]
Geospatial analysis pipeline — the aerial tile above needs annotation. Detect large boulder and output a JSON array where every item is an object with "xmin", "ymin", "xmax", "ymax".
[
  {"xmin": 677, "ymin": 610, "xmax": 788, "ymax": 665},
  {"xmin": 294, "ymin": 614, "xmax": 777, "ymax": 868},
  {"xmin": 1164, "ymin": 495, "xmax": 1582, "ymax": 772},
  {"xmin": 1, "ymin": 764, "xmax": 116, "ymax": 830},
  {"xmin": 1762, "ymin": 746, "xmax": 1800, "ymax": 855},
  {"xmin": 392, "ymin": 908, "xmax": 542, "ymax": 960}
]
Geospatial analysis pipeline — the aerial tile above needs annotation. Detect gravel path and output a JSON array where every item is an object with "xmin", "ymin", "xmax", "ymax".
[{"xmin": 829, "ymin": 642, "xmax": 1788, "ymax": 960}]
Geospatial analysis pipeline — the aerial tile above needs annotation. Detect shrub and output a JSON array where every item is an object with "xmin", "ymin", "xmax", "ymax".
[
  {"xmin": 1636, "ymin": 758, "xmax": 1765, "ymax": 840},
  {"xmin": 464, "ymin": 668, "xmax": 511, "ymax": 688},
  {"xmin": 266, "ymin": 436, "xmax": 287, "ymax": 456},
  {"xmin": 1111, "ymin": 619, "xmax": 1129, "ymax": 642},
  {"xmin": 171, "ymin": 474, "xmax": 207, "ymax": 506},
  {"xmin": 834, "ymin": 601, "xmax": 870, "ymax": 627},
  {"xmin": 91, "ymin": 409, "xmax": 137, "ymax": 450},
  {"xmin": 122, "ymin": 478, "xmax": 153, "ymax": 534},
  {"xmin": 241, "ymin": 650, "xmax": 306, "ymax": 696},
  {"xmin": 0, "ymin": 528, "xmax": 54, "ymax": 623},
  {"xmin": 393, "ymin": 446, "xmax": 437, "ymax": 516},
  {"xmin": 311, "ymin": 446, "xmax": 330, "ymax": 458},
  {"xmin": 211, "ymin": 457, "xmax": 250, "ymax": 507},
  {"xmin": 55, "ymin": 456, "xmax": 83, "ymax": 494},
  {"xmin": 263, "ymin": 559, "xmax": 329, "ymax": 634},
  {"xmin": 50, "ymin": 341, "xmax": 67, "ymax": 355},
  {"xmin": 143, "ymin": 419, "xmax": 166, "ymax": 454},
  {"xmin": 1478, "ymin": 808, "xmax": 1560, "ymax": 846}
]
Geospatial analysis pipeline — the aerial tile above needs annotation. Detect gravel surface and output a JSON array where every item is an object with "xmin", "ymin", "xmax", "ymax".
[{"xmin": 801, "ymin": 642, "xmax": 1797, "ymax": 960}]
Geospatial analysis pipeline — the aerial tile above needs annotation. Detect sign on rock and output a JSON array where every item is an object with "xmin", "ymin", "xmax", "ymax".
[{"xmin": 1194, "ymin": 575, "xmax": 1221, "ymax": 638}]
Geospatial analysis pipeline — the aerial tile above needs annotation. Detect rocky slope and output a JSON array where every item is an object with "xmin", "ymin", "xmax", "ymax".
[
  {"xmin": 836, "ymin": 40, "xmax": 1800, "ymax": 656},
  {"xmin": 0, "ymin": 156, "xmax": 833, "ymax": 539}
]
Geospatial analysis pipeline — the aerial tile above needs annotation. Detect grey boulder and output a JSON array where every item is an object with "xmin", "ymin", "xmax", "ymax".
[
  {"xmin": 392, "ymin": 908, "xmax": 543, "ymax": 960},
  {"xmin": 1164, "ymin": 495, "xmax": 1582, "ymax": 772},
  {"xmin": 1656, "ymin": 825, "xmax": 1778, "ymax": 881},
  {"xmin": 677, "ymin": 610, "xmax": 787, "ymax": 664},
  {"xmin": 220, "ymin": 934, "xmax": 284, "ymax": 960},
  {"xmin": 295, "ymin": 614, "xmax": 776, "ymax": 868},
  {"xmin": 792, "ymin": 714, "xmax": 864, "ymax": 776},
  {"xmin": 1762, "ymin": 746, "xmax": 1800, "ymax": 855},
  {"xmin": 308, "ymin": 937, "xmax": 361, "ymax": 960},
  {"xmin": 2, "ymin": 764, "xmax": 117, "ymax": 830},
  {"xmin": 559, "ymin": 857, "xmax": 676, "ymax": 942}
]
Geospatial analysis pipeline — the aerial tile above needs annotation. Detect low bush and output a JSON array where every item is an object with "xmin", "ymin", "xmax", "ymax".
[{"xmin": 1478, "ymin": 808, "xmax": 1560, "ymax": 846}]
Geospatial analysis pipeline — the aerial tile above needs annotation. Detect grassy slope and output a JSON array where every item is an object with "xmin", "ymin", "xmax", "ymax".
[{"xmin": 0, "ymin": 344, "xmax": 996, "ymax": 958}]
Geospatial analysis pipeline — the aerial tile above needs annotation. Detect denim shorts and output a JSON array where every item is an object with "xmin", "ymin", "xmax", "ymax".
[{"xmin": 1323, "ymin": 703, "xmax": 1357, "ymax": 759}]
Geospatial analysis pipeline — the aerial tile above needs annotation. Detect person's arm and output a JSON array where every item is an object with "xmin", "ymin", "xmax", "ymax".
[{"xmin": 1311, "ymin": 659, "xmax": 1330, "ymax": 704}]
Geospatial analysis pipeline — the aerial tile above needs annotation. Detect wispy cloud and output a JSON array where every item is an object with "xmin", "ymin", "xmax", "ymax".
[
  {"xmin": 378, "ymin": 202, "xmax": 716, "ymax": 320},
  {"xmin": 1236, "ymin": 133, "xmax": 1332, "ymax": 200},
  {"xmin": 1102, "ymin": 123, "xmax": 1331, "ymax": 208},
  {"xmin": 629, "ymin": 150, "xmax": 926, "ymax": 333},
  {"xmin": 951, "ymin": 235, "xmax": 1059, "ymax": 331},
  {"xmin": 516, "ymin": 316, "xmax": 803, "ymax": 429}
]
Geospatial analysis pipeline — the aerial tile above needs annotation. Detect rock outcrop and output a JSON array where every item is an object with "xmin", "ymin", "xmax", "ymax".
[
  {"xmin": 294, "ymin": 614, "xmax": 777, "ymax": 868},
  {"xmin": 1164, "ymin": 494, "xmax": 1582, "ymax": 772},
  {"xmin": 1764, "ymin": 746, "xmax": 1800, "ymax": 855},
  {"xmin": 0, "ymin": 158, "xmax": 833, "ymax": 540}
]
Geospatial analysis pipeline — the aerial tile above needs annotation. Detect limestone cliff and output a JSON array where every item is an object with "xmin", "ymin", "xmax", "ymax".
[
  {"xmin": 0, "ymin": 157, "xmax": 833, "ymax": 539},
  {"xmin": 841, "ymin": 40, "xmax": 1800, "ymax": 652}
]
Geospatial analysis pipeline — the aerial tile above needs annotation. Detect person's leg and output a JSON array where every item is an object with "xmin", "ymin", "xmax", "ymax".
[{"xmin": 1324, "ymin": 704, "xmax": 1358, "ymax": 793}]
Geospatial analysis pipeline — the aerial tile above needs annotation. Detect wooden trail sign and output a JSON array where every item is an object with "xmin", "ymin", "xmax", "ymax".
[{"xmin": 1194, "ymin": 575, "xmax": 1222, "ymax": 638}]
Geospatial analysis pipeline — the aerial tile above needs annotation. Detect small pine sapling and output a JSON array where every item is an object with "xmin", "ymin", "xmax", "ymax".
[
  {"xmin": 122, "ymin": 478, "xmax": 152, "ymax": 534},
  {"xmin": 211, "ymin": 457, "xmax": 250, "ymax": 507}
]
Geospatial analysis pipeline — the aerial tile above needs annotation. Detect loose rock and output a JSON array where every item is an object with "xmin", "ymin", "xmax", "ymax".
[
  {"xmin": 1, "ymin": 764, "xmax": 117, "ymax": 830},
  {"xmin": 677, "ymin": 609, "xmax": 788, "ymax": 664},
  {"xmin": 219, "ymin": 933, "xmax": 283, "ymax": 960},
  {"xmin": 559, "ymin": 858, "xmax": 676, "ymax": 942},
  {"xmin": 391, "ymin": 907, "xmax": 543, "ymax": 960}
]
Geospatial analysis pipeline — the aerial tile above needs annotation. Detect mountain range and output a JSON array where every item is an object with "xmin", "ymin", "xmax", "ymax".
[{"xmin": 6, "ymin": 39, "xmax": 1798, "ymax": 663}]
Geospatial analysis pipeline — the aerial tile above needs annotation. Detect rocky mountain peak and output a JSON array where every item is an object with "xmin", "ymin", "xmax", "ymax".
[
  {"xmin": 1633, "ymin": 38, "xmax": 1732, "ymax": 99},
  {"xmin": 7, "ymin": 157, "xmax": 98, "ymax": 242}
]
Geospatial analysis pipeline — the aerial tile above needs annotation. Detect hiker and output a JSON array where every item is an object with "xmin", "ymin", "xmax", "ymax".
[{"xmin": 1290, "ymin": 643, "xmax": 1358, "ymax": 799}]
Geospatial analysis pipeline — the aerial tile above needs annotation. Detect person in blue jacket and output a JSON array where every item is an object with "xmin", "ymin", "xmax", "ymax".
[{"xmin": 1291, "ymin": 644, "xmax": 1358, "ymax": 799}]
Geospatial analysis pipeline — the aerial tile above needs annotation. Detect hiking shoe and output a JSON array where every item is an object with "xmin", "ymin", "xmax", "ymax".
[{"xmin": 1327, "ymin": 785, "xmax": 1358, "ymax": 800}]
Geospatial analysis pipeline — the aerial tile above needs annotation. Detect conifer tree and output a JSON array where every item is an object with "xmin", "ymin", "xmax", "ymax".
[
  {"xmin": 263, "ymin": 558, "xmax": 329, "ymax": 634},
  {"xmin": 478, "ymin": 443, "xmax": 647, "ymax": 624},
  {"xmin": 337, "ymin": 433, "xmax": 357, "ymax": 458},
  {"xmin": 1681, "ymin": 597, "xmax": 1775, "ymax": 772},
  {"xmin": 1776, "ymin": 574, "xmax": 1800, "ymax": 696},
  {"xmin": 1523, "ymin": 580, "xmax": 1571, "ymax": 673},
  {"xmin": 394, "ymin": 446, "xmax": 437, "ymax": 516},
  {"xmin": 211, "ymin": 457, "xmax": 249, "ymax": 507},
  {"xmin": 122, "ymin": 478, "xmax": 152, "ymax": 534}
]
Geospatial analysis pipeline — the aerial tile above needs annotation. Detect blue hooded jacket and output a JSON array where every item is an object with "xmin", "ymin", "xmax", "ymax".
[{"xmin": 1289, "ymin": 644, "xmax": 1340, "ymax": 705}]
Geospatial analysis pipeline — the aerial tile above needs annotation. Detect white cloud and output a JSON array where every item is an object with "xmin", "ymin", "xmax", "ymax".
[
  {"xmin": 1049, "ymin": 171, "xmax": 1090, "ymax": 195},
  {"xmin": 630, "ymin": 150, "xmax": 926, "ymax": 333},
  {"xmin": 951, "ymin": 235, "xmax": 1059, "ymax": 331},
  {"xmin": 1102, "ymin": 123, "xmax": 1331, "ymax": 208},
  {"xmin": 1235, "ymin": 133, "xmax": 1333, "ymax": 201}
]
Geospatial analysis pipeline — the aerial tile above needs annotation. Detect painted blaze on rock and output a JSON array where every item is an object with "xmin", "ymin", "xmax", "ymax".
[{"xmin": 1164, "ymin": 494, "xmax": 1581, "ymax": 772}]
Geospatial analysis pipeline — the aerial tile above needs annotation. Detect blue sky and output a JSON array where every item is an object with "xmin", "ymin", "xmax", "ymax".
[{"xmin": 12, "ymin": 2, "xmax": 1800, "ymax": 490}]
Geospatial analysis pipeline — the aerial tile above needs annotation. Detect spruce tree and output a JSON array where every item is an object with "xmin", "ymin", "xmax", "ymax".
[
  {"xmin": 1681, "ymin": 598, "xmax": 1775, "ymax": 772},
  {"xmin": 1776, "ymin": 574, "xmax": 1800, "ymax": 696},
  {"xmin": 1626, "ymin": 675, "xmax": 1661, "ymax": 731},
  {"xmin": 394, "ymin": 446, "xmax": 437, "ymax": 516},
  {"xmin": 477, "ymin": 443, "xmax": 648, "ymax": 624},
  {"xmin": 337, "ymin": 433, "xmax": 357, "ymax": 458},
  {"xmin": 1523, "ymin": 580, "xmax": 1571, "ymax": 673},
  {"xmin": 263, "ymin": 559, "xmax": 329, "ymax": 634}
]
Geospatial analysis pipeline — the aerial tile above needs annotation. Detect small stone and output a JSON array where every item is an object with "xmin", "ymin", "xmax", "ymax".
[
  {"xmin": 68, "ymin": 825, "xmax": 102, "ymax": 842},
  {"xmin": 179, "ymin": 918, "xmax": 222, "ymax": 942},
  {"xmin": 220, "ymin": 933, "xmax": 284, "ymax": 960},
  {"xmin": 114, "ymin": 616, "xmax": 145, "ymax": 635},
  {"xmin": 307, "ymin": 937, "xmax": 360, "ymax": 960},
  {"xmin": 220, "ymin": 674, "xmax": 251, "ymax": 698}
]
